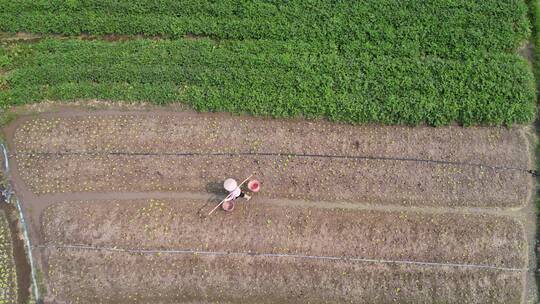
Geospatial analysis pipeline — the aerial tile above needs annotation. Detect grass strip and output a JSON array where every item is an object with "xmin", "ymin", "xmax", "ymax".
[
  {"xmin": 0, "ymin": 0, "xmax": 531, "ymax": 59},
  {"xmin": 0, "ymin": 38, "xmax": 535, "ymax": 126}
]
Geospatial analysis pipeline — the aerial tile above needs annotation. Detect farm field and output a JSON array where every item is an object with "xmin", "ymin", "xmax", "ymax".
[
  {"xmin": 0, "ymin": 0, "xmax": 538, "ymax": 303},
  {"xmin": 0, "ymin": 0, "xmax": 530, "ymax": 55},
  {"xmin": 0, "ymin": 38, "xmax": 534, "ymax": 126},
  {"xmin": 42, "ymin": 200, "xmax": 526, "ymax": 267},
  {"xmin": 46, "ymin": 249, "xmax": 523, "ymax": 304},
  {"xmin": 9, "ymin": 112, "xmax": 533, "ymax": 207},
  {"xmin": 0, "ymin": 0, "xmax": 536, "ymax": 125},
  {"xmin": 0, "ymin": 211, "xmax": 16, "ymax": 304},
  {"xmin": 1, "ymin": 109, "xmax": 536, "ymax": 303}
]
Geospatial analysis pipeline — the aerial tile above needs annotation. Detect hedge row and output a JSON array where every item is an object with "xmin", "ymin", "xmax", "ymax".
[
  {"xmin": 0, "ymin": 0, "xmax": 530, "ymax": 59},
  {"xmin": 0, "ymin": 39, "xmax": 535, "ymax": 126}
]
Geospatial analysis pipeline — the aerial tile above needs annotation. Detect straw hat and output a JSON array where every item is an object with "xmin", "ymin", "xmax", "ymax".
[{"xmin": 224, "ymin": 178, "xmax": 237, "ymax": 192}]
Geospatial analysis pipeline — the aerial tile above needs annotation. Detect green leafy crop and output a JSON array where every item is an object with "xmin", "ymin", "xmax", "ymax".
[
  {"xmin": 0, "ymin": 0, "xmax": 530, "ymax": 60},
  {"xmin": 0, "ymin": 0, "xmax": 535, "ymax": 125}
]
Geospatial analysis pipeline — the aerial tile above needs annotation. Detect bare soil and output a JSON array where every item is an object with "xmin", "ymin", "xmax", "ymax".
[
  {"xmin": 14, "ymin": 153, "xmax": 530, "ymax": 207},
  {"xmin": 12, "ymin": 111, "xmax": 531, "ymax": 169},
  {"xmin": 8, "ymin": 111, "xmax": 533, "ymax": 207},
  {"xmin": 40, "ymin": 199, "xmax": 527, "ymax": 268},
  {"xmin": 44, "ymin": 248, "xmax": 523, "ymax": 304},
  {"xmin": 0, "ymin": 108, "xmax": 535, "ymax": 304}
]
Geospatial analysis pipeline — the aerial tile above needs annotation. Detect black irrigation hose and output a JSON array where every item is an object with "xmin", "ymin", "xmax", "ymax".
[{"xmin": 12, "ymin": 150, "xmax": 540, "ymax": 176}]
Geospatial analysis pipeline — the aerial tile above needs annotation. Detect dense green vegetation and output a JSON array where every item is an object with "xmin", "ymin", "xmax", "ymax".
[
  {"xmin": 0, "ymin": 212, "xmax": 16, "ymax": 304},
  {"xmin": 0, "ymin": 39, "xmax": 535, "ymax": 126},
  {"xmin": 0, "ymin": 0, "xmax": 535, "ymax": 125},
  {"xmin": 0, "ymin": 0, "xmax": 530, "ymax": 59}
]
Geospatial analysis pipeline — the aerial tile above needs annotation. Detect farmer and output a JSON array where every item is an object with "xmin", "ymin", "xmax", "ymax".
[{"xmin": 224, "ymin": 178, "xmax": 251, "ymax": 202}]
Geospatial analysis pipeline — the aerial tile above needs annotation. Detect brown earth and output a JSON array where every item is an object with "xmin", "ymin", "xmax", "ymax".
[
  {"xmin": 40, "ymin": 199, "xmax": 527, "ymax": 268},
  {"xmin": 0, "ymin": 108, "xmax": 535, "ymax": 304},
  {"xmin": 12, "ymin": 112, "xmax": 531, "ymax": 169},
  {"xmin": 14, "ymin": 153, "xmax": 530, "ymax": 207},
  {"xmin": 44, "ymin": 248, "xmax": 523, "ymax": 304},
  {"xmin": 8, "ymin": 111, "xmax": 533, "ymax": 207}
]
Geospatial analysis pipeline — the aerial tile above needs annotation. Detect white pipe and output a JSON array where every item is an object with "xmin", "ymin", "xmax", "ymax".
[{"xmin": 35, "ymin": 243, "xmax": 525, "ymax": 273}]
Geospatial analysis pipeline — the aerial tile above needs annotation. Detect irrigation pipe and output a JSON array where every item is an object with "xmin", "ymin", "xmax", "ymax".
[
  {"xmin": 33, "ymin": 243, "xmax": 525, "ymax": 272},
  {"xmin": 2, "ymin": 144, "xmax": 41, "ymax": 303},
  {"xmin": 13, "ymin": 150, "xmax": 539, "ymax": 176}
]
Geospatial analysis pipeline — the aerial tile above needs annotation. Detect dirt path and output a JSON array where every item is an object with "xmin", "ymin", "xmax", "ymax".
[{"xmin": 1, "ymin": 108, "xmax": 536, "ymax": 304}]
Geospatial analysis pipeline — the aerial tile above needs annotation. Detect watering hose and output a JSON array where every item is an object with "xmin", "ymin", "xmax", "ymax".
[{"xmin": 33, "ymin": 243, "xmax": 526, "ymax": 273}]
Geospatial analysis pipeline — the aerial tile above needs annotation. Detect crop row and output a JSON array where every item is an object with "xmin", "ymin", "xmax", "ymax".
[
  {"xmin": 0, "ymin": 39, "xmax": 535, "ymax": 126},
  {"xmin": 46, "ymin": 249, "xmax": 523, "ymax": 304},
  {"xmin": 41, "ymin": 199, "xmax": 526, "ymax": 267},
  {"xmin": 0, "ymin": 0, "xmax": 530, "ymax": 59},
  {"xmin": 11, "ymin": 114, "xmax": 530, "ymax": 168},
  {"xmin": 14, "ymin": 153, "xmax": 530, "ymax": 207},
  {"xmin": 0, "ymin": 213, "xmax": 16, "ymax": 304}
]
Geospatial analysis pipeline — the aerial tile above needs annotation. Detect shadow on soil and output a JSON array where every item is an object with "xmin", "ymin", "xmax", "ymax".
[
  {"xmin": 205, "ymin": 181, "xmax": 226, "ymax": 196},
  {"xmin": 195, "ymin": 181, "xmax": 228, "ymax": 219}
]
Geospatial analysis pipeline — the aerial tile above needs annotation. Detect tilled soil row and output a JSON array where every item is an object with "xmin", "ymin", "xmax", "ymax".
[
  {"xmin": 15, "ymin": 154, "xmax": 530, "ymax": 207},
  {"xmin": 12, "ymin": 113, "xmax": 531, "ymax": 169},
  {"xmin": 44, "ymin": 248, "xmax": 523, "ymax": 304},
  {"xmin": 41, "ymin": 199, "xmax": 526, "ymax": 268}
]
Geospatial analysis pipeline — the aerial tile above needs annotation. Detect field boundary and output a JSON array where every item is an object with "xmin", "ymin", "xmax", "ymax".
[
  {"xmin": 1, "ymin": 143, "xmax": 40, "ymax": 303},
  {"xmin": 0, "ymin": 210, "xmax": 17, "ymax": 304},
  {"xmin": 3, "ymin": 109, "xmax": 536, "ymax": 303},
  {"xmin": 35, "ymin": 244, "xmax": 526, "ymax": 272}
]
